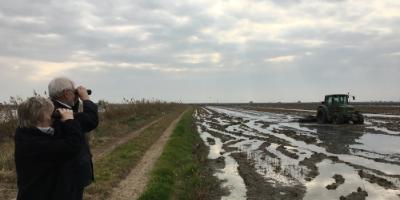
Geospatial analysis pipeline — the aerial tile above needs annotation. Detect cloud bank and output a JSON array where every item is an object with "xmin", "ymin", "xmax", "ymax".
[{"xmin": 1, "ymin": 0, "xmax": 399, "ymax": 102}]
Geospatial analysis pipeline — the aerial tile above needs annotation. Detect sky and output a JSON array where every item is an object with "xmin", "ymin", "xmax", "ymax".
[{"xmin": 0, "ymin": 0, "xmax": 399, "ymax": 103}]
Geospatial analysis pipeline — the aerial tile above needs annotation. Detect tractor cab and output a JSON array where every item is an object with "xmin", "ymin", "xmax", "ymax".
[
  {"xmin": 323, "ymin": 94, "xmax": 355, "ymax": 118},
  {"xmin": 324, "ymin": 95, "xmax": 349, "ymax": 106},
  {"xmin": 317, "ymin": 94, "xmax": 363, "ymax": 124}
]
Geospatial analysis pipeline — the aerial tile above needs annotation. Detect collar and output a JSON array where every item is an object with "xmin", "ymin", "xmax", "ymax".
[
  {"xmin": 36, "ymin": 127, "xmax": 55, "ymax": 136},
  {"xmin": 55, "ymin": 100, "xmax": 72, "ymax": 109}
]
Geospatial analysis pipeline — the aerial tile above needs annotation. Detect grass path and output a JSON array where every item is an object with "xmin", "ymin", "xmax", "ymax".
[
  {"xmin": 92, "ymin": 117, "xmax": 164, "ymax": 162},
  {"xmin": 84, "ymin": 108, "xmax": 186, "ymax": 200},
  {"xmin": 109, "ymin": 110, "xmax": 187, "ymax": 200}
]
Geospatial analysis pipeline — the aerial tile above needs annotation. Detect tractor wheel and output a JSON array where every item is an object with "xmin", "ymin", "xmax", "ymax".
[
  {"xmin": 354, "ymin": 113, "xmax": 364, "ymax": 124},
  {"xmin": 332, "ymin": 114, "xmax": 344, "ymax": 124},
  {"xmin": 317, "ymin": 109, "xmax": 327, "ymax": 124}
]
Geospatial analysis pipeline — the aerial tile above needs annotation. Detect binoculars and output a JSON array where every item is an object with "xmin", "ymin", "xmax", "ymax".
[
  {"xmin": 76, "ymin": 89, "xmax": 92, "ymax": 95},
  {"xmin": 51, "ymin": 89, "xmax": 92, "ymax": 119}
]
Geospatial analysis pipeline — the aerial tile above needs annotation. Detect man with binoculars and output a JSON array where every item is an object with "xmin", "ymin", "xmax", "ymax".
[{"xmin": 48, "ymin": 77, "xmax": 99, "ymax": 199}]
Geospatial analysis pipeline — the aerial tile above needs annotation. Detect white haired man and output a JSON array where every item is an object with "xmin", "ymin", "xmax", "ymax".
[
  {"xmin": 48, "ymin": 77, "xmax": 99, "ymax": 199},
  {"xmin": 15, "ymin": 96, "xmax": 83, "ymax": 200}
]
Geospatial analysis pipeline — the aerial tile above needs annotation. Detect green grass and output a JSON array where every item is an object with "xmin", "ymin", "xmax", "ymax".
[
  {"xmin": 138, "ymin": 108, "xmax": 220, "ymax": 200},
  {"xmin": 84, "ymin": 109, "xmax": 185, "ymax": 200}
]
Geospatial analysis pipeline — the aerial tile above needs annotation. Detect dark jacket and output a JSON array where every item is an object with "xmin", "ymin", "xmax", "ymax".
[
  {"xmin": 15, "ymin": 120, "xmax": 83, "ymax": 200},
  {"xmin": 51, "ymin": 99, "xmax": 99, "ymax": 188}
]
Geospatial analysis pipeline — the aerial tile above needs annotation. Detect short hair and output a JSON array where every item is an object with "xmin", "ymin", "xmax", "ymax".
[
  {"xmin": 48, "ymin": 77, "xmax": 75, "ymax": 98},
  {"xmin": 17, "ymin": 97, "xmax": 54, "ymax": 128}
]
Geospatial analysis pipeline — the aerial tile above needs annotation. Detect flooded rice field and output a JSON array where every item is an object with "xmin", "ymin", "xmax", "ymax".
[{"xmin": 194, "ymin": 106, "xmax": 400, "ymax": 200}]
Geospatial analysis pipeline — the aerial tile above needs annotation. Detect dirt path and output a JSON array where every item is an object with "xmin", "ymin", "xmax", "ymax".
[
  {"xmin": 92, "ymin": 117, "xmax": 164, "ymax": 162},
  {"xmin": 109, "ymin": 111, "xmax": 187, "ymax": 200}
]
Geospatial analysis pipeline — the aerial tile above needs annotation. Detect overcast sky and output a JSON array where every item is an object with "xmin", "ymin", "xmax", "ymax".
[{"xmin": 1, "ymin": 0, "xmax": 399, "ymax": 103}]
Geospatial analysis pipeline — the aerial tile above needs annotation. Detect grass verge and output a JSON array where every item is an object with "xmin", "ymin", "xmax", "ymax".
[
  {"xmin": 84, "ymin": 108, "xmax": 185, "ymax": 200},
  {"xmin": 138, "ymin": 108, "xmax": 222, "ymax": 200}
]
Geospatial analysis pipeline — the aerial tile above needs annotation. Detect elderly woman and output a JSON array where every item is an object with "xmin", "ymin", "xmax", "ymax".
[{"xmin": 14, "ymin": 96, "xmax": 83, "ymax": 200}]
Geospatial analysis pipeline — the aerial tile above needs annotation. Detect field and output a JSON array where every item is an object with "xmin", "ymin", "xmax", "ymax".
[
  {"xmin": 194, "ymin": 104, "xmax": 400, "ymax": 200},
  {"xmin": 1, "ymin": 100, "xmax": 400, "ymax": 200}
]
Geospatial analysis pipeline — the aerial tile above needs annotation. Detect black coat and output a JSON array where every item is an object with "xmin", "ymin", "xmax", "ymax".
[
  {"xmin": 51, "ymin": 99, "xmax": 99, "ymax": 188},
  {"xmin": 14, "ymin": 120, "xmax": 83, "ymax": 200}
]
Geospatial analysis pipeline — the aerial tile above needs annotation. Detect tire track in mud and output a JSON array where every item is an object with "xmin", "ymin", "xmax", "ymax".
[
  {"xmin": 195, "ymin": 106, "xmax": 400, "ymax": 200},
  {"xmin": 231, "ymin": 152, "xmax": 305, "ymax": 200}
]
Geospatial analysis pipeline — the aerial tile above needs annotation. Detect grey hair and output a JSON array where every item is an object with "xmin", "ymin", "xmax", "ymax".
[
  {"xmin": 17, "ymin": 97, "xmax": 54, "ymax": 128},
  {"xmin": 48, "ymin": 77, "xmax": 75, "ymax": 98}
]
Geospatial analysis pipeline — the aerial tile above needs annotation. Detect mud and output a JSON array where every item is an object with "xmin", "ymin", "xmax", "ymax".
[
  {"xmin": 339, "ymin": 187, "xmax": 368, "ymax": 200},
  {"xmin": 358, "ymin": 170, "xmax": 396, "ymax": 189},
  {"xmin": 326, "ymin": 174, "xmax": 345, "ymax": 190},
  {"xmin": 200, "ymin": 124, "xmax": 236, "ymax": 142},
  {"xmin": 254, "ymin": 120, "xmax": 271, "ymax": 129},
  {"xmin": 257, "ymin": 142, "xmax": 277, "ymax": 160},
  {"xmin": 195, "ymin": 105, "xmax": 400, "ymax": 200},
  {"xmin": 209, "ymin": 156, "xmax": 226, "ymax": 170},
  {"xmin": 231, "ymin": 152, "xmax": 305, "ymax": 200},
  {"xmin": 273, "ymin": 129, "xmax": 317, "ymax": 145},
  {"xmin": 207, "ymin": 137, "xmax": 216, "ymax": 145},
  {"xmin": 276, "ymin": 145, "xmax": 299, "ymax": 159},
  {"xmin": 298, "ymin": 152, "xmax": 326, "ymax": 181}
]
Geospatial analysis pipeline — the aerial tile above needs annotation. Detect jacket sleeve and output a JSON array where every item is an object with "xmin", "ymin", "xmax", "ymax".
[
  {"xmin": 15, "ymin": 120, "xmax": 84, "ymax": 161},
  {"xmin": 75, "ymin": 100, "xmax": 99, "ymax": 133}
]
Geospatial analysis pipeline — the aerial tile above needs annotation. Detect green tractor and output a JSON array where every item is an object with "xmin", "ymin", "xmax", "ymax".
[{"xmin": 316, "ymin": 94, "xmax": 364, "ymax": 124}]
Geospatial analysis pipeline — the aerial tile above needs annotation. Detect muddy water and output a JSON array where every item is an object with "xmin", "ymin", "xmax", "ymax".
[
  {"xmin": 351, "ymin": 133, "xmax": 400, "ymax": 155},
  {"xmin": 195, "ymin": 106, "xmax": 400, "ymax": 200}
]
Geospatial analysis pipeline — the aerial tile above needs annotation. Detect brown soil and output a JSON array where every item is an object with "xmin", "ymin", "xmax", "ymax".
[
  {"xmin": 257, "ymin": 142, "xmax": 277, "ymax": 159},
  {"xmin": 231, "ymin": 152, "xmax": 306, "ymax": 200},
  {"xmin": 276, "ymin": 145, "xmax": 299, "ymax": 159},
  {"xmin": 109, "ymin": 111, "xmax": 186, "ymax": 200},
  {"xmin": 298, "ymin": 152, "xmax": 328, "ymax": 181},
  {"xmin": 339, "ymin": 187, "xmax": 368, "ymax": 200},
  {"xmin": 326, "ymin": 174, "xmax": 345, "ymax": 190},
  {"xmin": 201, "ymin": 124, "xmax": 236, "ymax": 142},
  {"xmin": 358, "ymin": 170, "xmax": 396, "ymax": 189},
  {"xmin": 207, "ymin": 137, "xmax": 216, "ymax": 145},
  {"xmin": 254, "ymin": 120, "xmax": 271, "ymax": 129},
  {"xmin": 274, "ymin": 129, "xmax": 317, "ymax": 145}
]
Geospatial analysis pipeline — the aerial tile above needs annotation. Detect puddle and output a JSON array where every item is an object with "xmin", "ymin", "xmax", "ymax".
[
  {"xmin": 366, "ymin": 126, "xmax": 400, "ymax": 135},
  {"xmin": 218, "ymin": 155, "xmax": 247, "ymax": 200},
  {"xmin": 304, "ymin": 159, "xmax": 400, "ymax": 200},
  {"xmin": 364, "ymin": 113, "xmax": 400, "ymax": 119},
  {"xmin": 351, "ymin": 133, "xmax": 400, "ymax": 155},
  {"xmin": 264, "ymin": 107, "xmax": 316, "ymax": 113},
  {"xmin": 196, "ymin": 109, "xmax": 247, "ymax": 199},
  {"xmin": 197, "ymin": 127, "xmax": 224, "ymax": 159}
]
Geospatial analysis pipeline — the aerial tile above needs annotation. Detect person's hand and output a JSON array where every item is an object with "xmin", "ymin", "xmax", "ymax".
[
  {"xmin": 76, "ymin": 86, "xmax": 90, "ymax": 101},
  {"xmin": 58, "ymin": 108, "xmax": 74, "ymax": 122}
]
